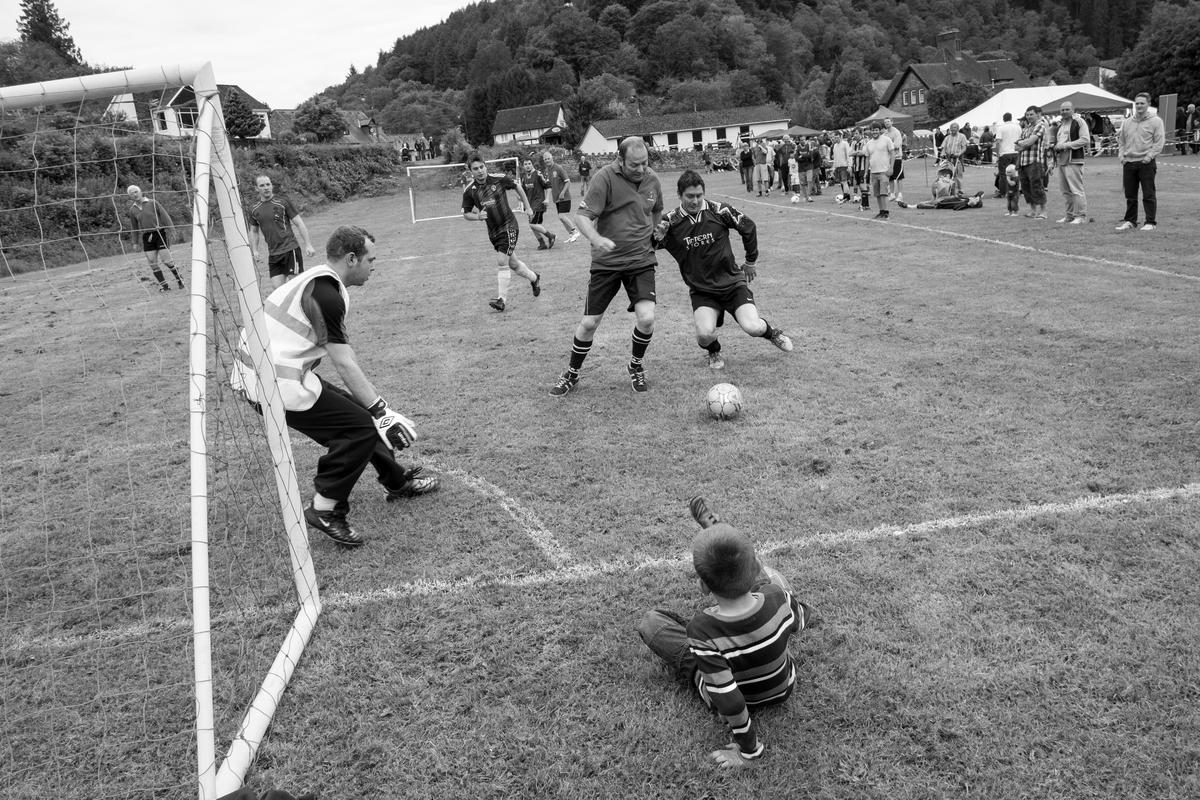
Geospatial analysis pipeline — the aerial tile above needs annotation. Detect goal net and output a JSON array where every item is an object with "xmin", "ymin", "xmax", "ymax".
[
  {"xmin": 407, "ymin": 156, "xmax": 519, "ymax": 223},
  {"xmin": 0, "ymin": 64, "xmax": 317, "ymax": 800}
]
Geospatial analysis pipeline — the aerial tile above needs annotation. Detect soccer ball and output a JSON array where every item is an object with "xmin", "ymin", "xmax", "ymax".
[
  {"xmin": 790, "ymin": 193, "xmax": 801, "ymax": 204},
  {"xmin": 706, "ymin": 383, "xmax": 743, "ymax": 420}
]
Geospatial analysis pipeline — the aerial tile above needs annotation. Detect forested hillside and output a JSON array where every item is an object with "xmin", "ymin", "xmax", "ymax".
[{"xmin": 322, "ymin": 0, "xmax": 1168, "ymax": 145}]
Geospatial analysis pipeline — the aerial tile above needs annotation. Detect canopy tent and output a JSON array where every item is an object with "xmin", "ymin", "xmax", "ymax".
[
  {"xmin": 855, "ymin": 106, "xmax": 914, "ymax": 135},
  {"xmin": 940, "ymin": 84, "xmax": 1131, "ymax": 131},
  {"xmin": 760, "ymin": 124, "xmax": 824, "ymax": 139}
]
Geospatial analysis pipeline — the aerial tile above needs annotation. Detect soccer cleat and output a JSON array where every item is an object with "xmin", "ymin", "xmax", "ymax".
[
  {"xmin": 547, "ymin": 233, "xmax": 556, "ymax": 249},
  {"xmin": 386, "ymin": 471, "xmax": 440, "ymax": 500},
  {"xmin": 688, "ymin": 495, "xmax": 720, "ymax": 528},
  {"xmin": 158, "ymin": 284, "xmax": 171, "ymax": 292},
  {"xmin": 531, "ymin": 272, "xmax": 542, "ymax": 297},
  {"xmin": 304, "ymin": 501, "xmax": 363, "ymax": 547},
  {"xmin": 1115, "ymin": 221, "xmax": 1135, "ymax": 231},
  {"xmin": 536, "ymin": 241, "xmax": 548, "ymax": 250},
  {"xmin": 566, "ymin": 231, "xmax": 581, "ymax": 243},
  {"xmin": 549, "ymin": 370, "xmax": 579, "ymax": 396},
  {"xmin": 1139, "ymin": 223, "xmax": 1156, "ymax": 231},
  {"xmin": 769, "ymin": 329, "xmax": 794, "ymax": 352},
  {"xmin": 627, "ymin": 362, "xmax": 648, "ymax": 393},
  {"xmin": 1069, "ymin": 217, "xmax": 1085, "ymax": 225},
  {"xmin": 872, "ymin": 211, "xmax": 887, "ymax": 220},
  {"xmin": 1056, "ymin": 216, "xmax": 1071, "ymax": 223},
  {"xmin": 707, "ymin": 351, "xmax": 725, "ymax": 370},
  {"xmin": 488, "ymin": 297, "xmax": 506, "ymax": 312}
]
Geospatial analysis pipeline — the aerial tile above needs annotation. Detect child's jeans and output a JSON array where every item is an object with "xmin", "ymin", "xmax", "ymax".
[
  {"xmin": 1006, "ymin": 179, "xmax": 1020, "ymax": 213},
  {"xmin": 638, "ymin": 609, "xmax": 696, "ymax": 679}
]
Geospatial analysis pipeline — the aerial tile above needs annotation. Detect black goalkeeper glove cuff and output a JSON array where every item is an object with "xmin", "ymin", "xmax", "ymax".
[{"xmin": 368, "ymin": 396, "xmax": 388, "ymax": 418}]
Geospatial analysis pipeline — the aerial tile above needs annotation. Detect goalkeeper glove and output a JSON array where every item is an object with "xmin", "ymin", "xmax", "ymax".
[
  {"xmin": 367, "ymin": 397, "xmax": 417, "ymax": 451},
  {"xmin": 741, "ymin": 262, "xmax": 757, "ymax": 283}
]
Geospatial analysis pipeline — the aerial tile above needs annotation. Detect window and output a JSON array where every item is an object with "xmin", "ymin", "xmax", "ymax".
[
  {"xmin": 901, "ymin": 91, "xmax": 909, "ymax": 106},
  {"xmin": 918, "ymin": 89, "xmax": 926, "ymax": 103},
  {"xmin": 716, "ymin": 127, "xmax": 726, "ymax": 140},
  {"xmin": 666, "ymin": 131, "xmax": 678, "ymax": 151}
]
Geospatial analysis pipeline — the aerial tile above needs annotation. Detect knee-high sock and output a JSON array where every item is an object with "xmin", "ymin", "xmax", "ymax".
[
  {"xmin": 496, "ymin": 268, "xmax": 512, "ymax": 300},
  {"xmin": 568, "ymin": 336, "xmax": 592, "ymax": 373},
  {"xmin": 630, "ymin": 327, "xmax": 653, "ymax": 366}
]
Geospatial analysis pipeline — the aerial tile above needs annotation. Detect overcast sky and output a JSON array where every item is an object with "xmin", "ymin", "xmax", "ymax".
[{"xmin": 1, "ymin": 0, "xmax": 481, "ymax": 107}]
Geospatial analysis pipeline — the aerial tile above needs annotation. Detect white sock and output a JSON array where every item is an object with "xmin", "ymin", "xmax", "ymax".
[
  {"xmin": 313, "ymin": 493, "xmax": 336, "ymax": 512},
  {"xmin": 496, "ymin": 268, "xmax": 512, "ymax": 299}
]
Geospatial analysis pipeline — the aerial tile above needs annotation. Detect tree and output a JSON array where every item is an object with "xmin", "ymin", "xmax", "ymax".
[
  {"xmin": 293, "ymin": 97, "xmax": 346, "ymax": 143},
  {"xmin": 825, "ymin": 61, "xmax": 878, "ymax": 128},
  {"xmin": 925, "ymin": 81, "xmax": 990, "ymax": 125},
  {"xmin": 223, "ymin": 89, "xmax": 265, "ymax": 140},
  {"xmin": 598, "ymin": 4, "xmax": 631, "ymax": 39},
  {"xmin": 1110, "ymin": 0, "xmax": 1200, "ymax": 103},
  {"xmin": 17, "ymin": 0, "xmax": 81, "ymax": 64}
]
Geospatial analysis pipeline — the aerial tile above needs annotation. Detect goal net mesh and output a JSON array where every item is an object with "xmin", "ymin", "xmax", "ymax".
[
  {"xmin": 0, "ymin": 73, "xmax": 311, "ymax": 799},
  {"xmin": 407, "ymin": 156, "xmax": 519, "ymax": 222}
]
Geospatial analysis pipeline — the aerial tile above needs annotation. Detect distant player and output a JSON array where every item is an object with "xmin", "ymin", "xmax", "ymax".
[
  {"xmin": 541, "ymin": 150, "xmax": 581, "ymax": 243},
  {"xmin": 519, "ymin": 157, "xmax": 555, "ymax": 250},
  {"xmin": 654, "ymin": 170, "xmax": 793, "ymax": 370},
  {"xmin": 249, "ymin": 175, "xmax": 316, "ymax": 289},
  {"xmin": 461, "ymin": 153, "xmax": 541, "ymax": 312},
  {"xmin": 126, "ymin": 185, "xmax": 184, "ymax": 292}
]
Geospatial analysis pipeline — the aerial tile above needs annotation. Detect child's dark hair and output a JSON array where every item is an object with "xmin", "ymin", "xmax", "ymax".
[
  {"xmin": 677, "ymin": 169, "xmax": 705, "ymax": 195},
  {"xmin": 692, "ymin": 524, "xmax": 759, "ymax": 598},
  {"xmin": 467, "ymin": 151, "xmax": 486, "ymax": 166}
]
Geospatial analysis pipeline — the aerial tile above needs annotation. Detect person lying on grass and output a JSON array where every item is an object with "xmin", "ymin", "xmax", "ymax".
[{"xmin": 637, "ymin": 497, "xmax": 814, "ymax": 768}]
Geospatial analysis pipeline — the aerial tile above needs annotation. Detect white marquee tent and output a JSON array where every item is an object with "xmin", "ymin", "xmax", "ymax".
[{"xmin": 939, "ymin": 83, "xmax": 1132, "ymax": 131}]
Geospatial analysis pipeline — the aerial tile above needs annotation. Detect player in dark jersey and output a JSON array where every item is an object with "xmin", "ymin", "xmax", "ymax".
[
  {"xmin": 461, "ymin": 153, "xmax": 541, "ymax": 312},
  {"xmin": 654, "ymin": 170, "xmax": 794, "ymax": 370},
  {"xmin": 519, "ymin": 157, "xmax": 555, "ymax": 250}
]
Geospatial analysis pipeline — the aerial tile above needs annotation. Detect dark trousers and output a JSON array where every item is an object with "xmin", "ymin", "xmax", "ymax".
[
  {"xmin": 285, "ymin": 379, "xmax": 410, "ymax": 502},
  {"xmin": 1122, "ymin": 160, "xmax": 1157, "ymax": 225},
  {"xmin": 994, "ymin": 153, "xmax": 1018, "ymax": 192},
  {"xmin": 740, "ymin": 165, "xmax": 753, "ymax": 191}
]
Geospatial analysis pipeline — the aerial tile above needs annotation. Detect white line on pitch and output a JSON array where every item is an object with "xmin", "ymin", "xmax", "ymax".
[
  {"xmin": 422, "ymin": 457, "xmax": 574, "ymax": 568},
  {"xmin": 724, "ymin": 193, "xmax": 1200, "ymax": 283},
  {"xmin": 9, "ymin": 482, "xmax": 1196, "ymax": 652}
]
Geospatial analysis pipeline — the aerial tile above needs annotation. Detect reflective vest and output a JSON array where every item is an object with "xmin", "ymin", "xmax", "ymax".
[{"xmin": 232, "ymin": 265, "xmax": 349, "ymax": 412}]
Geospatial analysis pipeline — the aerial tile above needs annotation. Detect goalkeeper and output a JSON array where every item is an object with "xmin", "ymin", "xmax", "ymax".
[
  {"xmin": 653, "ymin": 170, "xmax": 794, "ymax": 371},
  {"xmin": 232, "ymin": 225, "xmax": 438, "ymax": 547}
]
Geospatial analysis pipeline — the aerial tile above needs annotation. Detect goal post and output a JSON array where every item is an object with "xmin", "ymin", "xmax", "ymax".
[
  {"xmin": 0, "ymin": 63, "xmax": 318, "ymax": 800},
  {"xmin": 407, "ymin": 156, "xmax": 520, "ymax": 223}
]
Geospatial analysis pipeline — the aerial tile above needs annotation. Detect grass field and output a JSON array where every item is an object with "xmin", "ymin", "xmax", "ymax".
[{"xmin": 3, "ymin": 154, "xmax": 1200, "ymax": 800}]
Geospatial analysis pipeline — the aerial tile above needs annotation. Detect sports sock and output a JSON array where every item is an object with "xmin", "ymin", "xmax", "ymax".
[
  {"xmin": 703, "ymin": 339, "xmax": 721, "ymax": 353},
  {"xmin": 630, "ymin": 327, "xmax": 653, "ymax": 366},
  {"xmin": 313, "ymin": 493, "xmax": 337, "ymax": 512},
  {"xmin": 757, "ymin": 318, "xmax": 777, "ymax": 339},
  {"xmin": 496, "ymin": 268, "xmax": 511, "ymax": 300},
  {"xmin": 151, "ymin": 266, "xmax": 167, "ymax": 287},
  {"xmin": 568, "ymin": 336, "xmax": 592, "ymax": 372}
]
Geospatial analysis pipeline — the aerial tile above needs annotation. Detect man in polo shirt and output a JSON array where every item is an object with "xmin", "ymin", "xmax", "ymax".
[
  {"xmin": 249, "ymin": 175, "xmax": 317, "ymax": 289},
  {"xmin": 542, "ymin": 150, "xmax": 581, "ymax": 243},
  {"xmin": 549, "ymin": 136, "xmax": 664, "ymax": 396}
]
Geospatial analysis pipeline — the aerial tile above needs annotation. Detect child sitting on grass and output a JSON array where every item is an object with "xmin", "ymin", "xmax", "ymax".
[{"xmin": 637, "ymin": 497, "xmax": 814, "ymax": 768}]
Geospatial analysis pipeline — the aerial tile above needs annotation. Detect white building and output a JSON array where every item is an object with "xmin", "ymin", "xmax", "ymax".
[
  {"xmin": 106, "ymin": 84, "xmax": 273, "ymax": 139},
  {"xmin": 578, "ymin": 105, "xmax": 790, "ymax": 154},
  {"xmin": 492, "ymin": 102, "xmax": 567, "ymax": 147}
]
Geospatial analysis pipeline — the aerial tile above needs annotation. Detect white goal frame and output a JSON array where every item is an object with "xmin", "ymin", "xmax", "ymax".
[
  {"xmin": 0, "ymin": 63, "xmax": 318, "ymax": 800},
  {"xmin": 406, "ymin": 156, "xmax": 520, "ymax": 223}
]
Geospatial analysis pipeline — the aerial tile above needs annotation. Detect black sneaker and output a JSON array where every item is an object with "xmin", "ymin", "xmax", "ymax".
[
  {"xmin": 549, "ymin": 370, "xmax": 579, "ymax": 396},
  {"xmin": 547, "ymin": 233, "xmax": 556, "ymax": 249},
  {"xmin": 536, "ymin": 241, "xmax": 548, "ymax": 251},
  {"xmin": 488, "ymin": 297, "xmax": 506, "ymax": 312},
  {"xmin": 158, "ymin": 284, "xmax": 171, "ymax": 292},
  {"xmin": 627, "ymin": 362, "xmax": 648, "ymax": 393},
  {"xmin": 386, "ymin": 471, "xmax": 440, "ymax": 500},
  {"xmin": 688, "ymin": 495, "xmax": 720, "ymax": 528},
  {"xmin": 304, "ymin": 501, "xmax": 363, "ymax": 547},
  {"xmin": 531, "ymin": 272, "xmax": 541, "ymax": 297}
]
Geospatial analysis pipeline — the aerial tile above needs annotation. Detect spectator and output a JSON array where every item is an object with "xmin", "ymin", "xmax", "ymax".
[
  {"xmin": 1015, "ymin": 105, "xmax": 1048, "ymax": 220},
  {"xmin": 1049, "ymin": 101, "xmax": 1090, "ymax": 224},
  {"xmin": 1116, "ymin": 92, "xmax": 1165, "ymax": 232}
]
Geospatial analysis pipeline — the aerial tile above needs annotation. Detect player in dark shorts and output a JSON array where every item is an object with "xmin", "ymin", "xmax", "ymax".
[
  {"xmin": 126, "ymin": 185, "xmax": 185, "ymax": 292},
  {"xmin": 520, "ymin": 157, "xmax": 555, "ymax": 250},
  {"xmin": 541, "ymin": 150, "xmax": 581, "ymax": 242},
  {"xmin": 578, "ymin": 156, "xmax": 592, "ymax": 193},
  {"xmin": 654, "ymin": 170, "xmax": 793, "ymax": 371},
  {"xmin": 249, "ymin": 175, "xmax": 316, "ymax": 289},
  {"xmin": 548, "ymin": 136, "xmax": 663, "ymax": 396},
  {"xmin": 461, "ymin": 153, "xmax": 541, "ymax": 312}
]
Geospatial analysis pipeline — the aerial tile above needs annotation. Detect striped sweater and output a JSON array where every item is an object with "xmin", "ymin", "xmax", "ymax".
[{"xmin": 687, "ymin": 582, "xmax": 804, "ymax": 758}]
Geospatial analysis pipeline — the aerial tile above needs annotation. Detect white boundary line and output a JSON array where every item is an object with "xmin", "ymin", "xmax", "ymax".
[
  {"xmin": 9, "ymin": 481, "xmax": 1196, "ymax": 653},
  {"xmin": 723, "ymin": 193, "xmax": 1200, "ymax": 284},
  {"xmin": 422, "ymin": 457, "xmax": 574, "ymax": 568}
]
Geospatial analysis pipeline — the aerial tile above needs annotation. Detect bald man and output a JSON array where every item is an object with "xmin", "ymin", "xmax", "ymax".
[
  {"xmin": 126, "ymin": 185, "xmax": 184, "ymax": 291},
  {"xmin": 549, "ymin": 137, "xmax": 664, "ymax": 396}
]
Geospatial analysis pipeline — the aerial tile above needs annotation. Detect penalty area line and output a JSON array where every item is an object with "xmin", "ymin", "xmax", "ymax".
[
  {"xmin": 9, "ymin": 482, "xmax": 1196, "ymax": 653},
  {"xmin": 723, "ymin": 193, "xmax": 1200, "ymax": 284}
]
